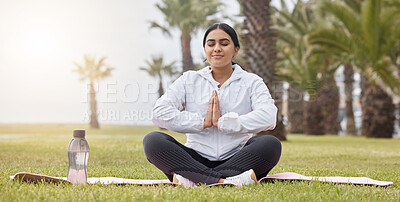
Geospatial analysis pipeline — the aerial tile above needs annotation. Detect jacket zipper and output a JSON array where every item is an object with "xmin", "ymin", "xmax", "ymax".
[{"xmin": 216, "ymin": 88, "xmax": 220, "ymax": 160}]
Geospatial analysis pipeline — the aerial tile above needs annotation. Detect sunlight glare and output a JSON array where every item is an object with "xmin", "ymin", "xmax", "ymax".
[{"xmin": 24, "ymin": 28, "xmax": 58, "ymax": 60}]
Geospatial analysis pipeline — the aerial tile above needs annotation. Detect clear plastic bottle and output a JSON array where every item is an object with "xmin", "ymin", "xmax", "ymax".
[{"xmin": 67, "ymin": 129, "xmax": 89, "ymax": 184}]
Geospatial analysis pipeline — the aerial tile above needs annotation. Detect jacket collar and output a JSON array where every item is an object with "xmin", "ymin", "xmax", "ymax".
[{"xmin": 198, "ymin": 64, "xmax": 244, "ymax": 87}]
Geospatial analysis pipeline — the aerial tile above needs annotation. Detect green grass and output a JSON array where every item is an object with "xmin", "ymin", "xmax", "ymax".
[{"xmin": 0, "ymin": 123, "xmax": 399, "ymax": 201}]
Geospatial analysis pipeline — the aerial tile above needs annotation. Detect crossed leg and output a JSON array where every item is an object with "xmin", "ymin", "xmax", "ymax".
[{"xmin": 143, "ymin": 131, "xmax": 281, "ymax": 185}]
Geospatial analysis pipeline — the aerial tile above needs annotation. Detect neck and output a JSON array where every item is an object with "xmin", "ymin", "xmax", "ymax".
[{"xmin": 211, "ymin": 64, "xmax": 234, "ymax": 87}]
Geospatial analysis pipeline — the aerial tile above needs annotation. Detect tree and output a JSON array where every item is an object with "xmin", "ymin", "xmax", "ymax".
[
  {"xmin": 139, "ymin": 56, "xmax": 178, "ymax": 98},
  {"xmin": 73, "ymin": 55, "xmax": 114, "ymax": 129},
  {"xmin": 319, "ymin": 76, "xmax": 340, "ymax": 134},
  {"xmin": 279, "ymin": 45, "xmax": 339, "ymax": 135},
  {"xmin": 272, "ymin": 0, "xmax": 305, "ymax": 134},
  {"xmin": 241, "ymin": 0, "xmax": 286, "ymax": 140},
  {"xmin": 309, "ymin": 0, "xmax": 400, "ymax": 138},
  {"xmin": 287, "ymin": 85, "xmax": 304, "ymax": 134},
  {"xmin": 343, "ymin": 64, "xmax": 357, "ymax": 136},
  {"xmin": 273, "ymin": 0, "xmax": 340, "ymax": 135},
  {"xmin": 150, "ymin": 0, "xmax": 222, "ymax": 73}
]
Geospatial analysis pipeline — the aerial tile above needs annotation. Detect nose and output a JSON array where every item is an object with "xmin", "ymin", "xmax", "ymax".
[{"xmin": 213, "ymin": 43, "xmax": 222, "ymax": 52}]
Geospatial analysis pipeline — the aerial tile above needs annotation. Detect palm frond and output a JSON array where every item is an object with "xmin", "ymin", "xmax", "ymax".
[
  {"xmin": 308, "ymin": 28, "xmax": 353, "ymax": 55},
  {"xmin": 343, "ymin": 0, "xmax": 362, "ymax": 13},
  {"xmin": 276, "ymin": 9, "xmax": 307, "ymax": 35},
  {"xmin": 149, "ymin": 21, "xmax": 172, "ymax": 37},
  {"xmin": 275, "ymin": 27, "xmax": 297, "ymax": 47},
  {"xmin": 73, "ymin": 55, "xmax": 114, "ymax": 82},
  {"xmin": 361, "ymin": 0, "xmax": 380, "ymax": 61},
  {"xmin": 321, "ymin": 0, "xmax": 362, "ymax": 36}
]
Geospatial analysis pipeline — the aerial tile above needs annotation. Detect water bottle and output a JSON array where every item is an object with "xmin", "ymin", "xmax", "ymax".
[{"xmin": 67, "ymin": 129, "xmax": 89, "ymax": 184}]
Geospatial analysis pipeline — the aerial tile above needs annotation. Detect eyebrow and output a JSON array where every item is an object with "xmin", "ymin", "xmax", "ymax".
[{"xmin": 207, "ymin": 38, "xmax": 230, "ymax": 42}]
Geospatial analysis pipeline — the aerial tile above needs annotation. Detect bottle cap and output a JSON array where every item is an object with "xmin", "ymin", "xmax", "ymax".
[{"xmin": 73, "ymin": 129, "xmax": 85, "ymax": 138}]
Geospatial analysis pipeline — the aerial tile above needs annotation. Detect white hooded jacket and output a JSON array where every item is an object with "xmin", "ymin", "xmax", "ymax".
[{"xmin": 152, "ymin": 64, "xmax": 277, "ymax": 161}]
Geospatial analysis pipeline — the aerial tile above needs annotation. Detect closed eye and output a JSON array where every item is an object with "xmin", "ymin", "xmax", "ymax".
[{"xmin": 207, "ymin": 43, "xmax": 215, "ymax": 47}]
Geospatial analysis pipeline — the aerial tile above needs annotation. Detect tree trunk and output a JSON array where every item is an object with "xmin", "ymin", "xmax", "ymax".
[
  {"xmin": 158, "ymin": 79, "xmax": 164, "ymax": 98},
  {"xmin": 288, "ymin": 85, "xmax": 304, "ymax": 133},
  {"xmin": 344, "ymin": 64, "xmax": 357, "ymax": 136},
  {"xmin": 359, "ymin": 73, "xmax": 370, "ymax": 136},
  {"xmin": 241, "ymin": 0, "xmax": 286, "ymax": 141},
  {"xmin": 397, "ymin": 103, "xmax": 400, "ymax": 137},
  {"xmin": 89, "ymin": 82, "xmax": 99, "ymax": 129},
  {"xmin": 361, "ymin": 84, "xmax": 394, "ymax": 138},
  {"xmin": 304, "ymin": 97, "xmax": 324, "ymax": 135},
  {"xmin": 319, "ymin": 77, "xmax": 339, "ymax": 135},
  {"xmin": 397, "ymin": 55, "xmax": 400, "ymax": 137},
  {"xmin": 181, "ymin": 34, "xmax": 194, "ymax": 72}
]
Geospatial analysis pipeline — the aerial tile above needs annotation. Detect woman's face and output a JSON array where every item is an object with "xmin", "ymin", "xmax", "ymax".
[{"xmin": 204, "ymin": 29, "xmax": 239, "ymax": 69}]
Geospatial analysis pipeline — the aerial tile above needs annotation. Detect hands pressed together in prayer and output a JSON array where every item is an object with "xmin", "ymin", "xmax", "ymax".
[{"xmin": 204, "ymin": 90, "xmax": 221, "ymax": 129}]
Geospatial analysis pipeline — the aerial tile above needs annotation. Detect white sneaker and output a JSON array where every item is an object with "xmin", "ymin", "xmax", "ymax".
[
  {"xmin": 224, "ymin": 169, "xmax": 257, "ymax": 186},
  {"xmin": 173, "ymin": 173, "xmax": 197, "ymax": 187}
]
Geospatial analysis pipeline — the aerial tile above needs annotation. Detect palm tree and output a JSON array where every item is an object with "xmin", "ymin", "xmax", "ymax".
[
  {"xmin": 150, "ymin": 0, "xmax": 222, "ymax": 73},
  {"xmin": 73, "ymin": 55, "xmax": 114, "ymax": 129},
  {"xmin": 309, "ymin": 0, "xmax": 400, "ymax": 138},
  {"xmin": 287, "ymin": 85, "xmax": 304, "ymax": 134},
  {"xmin": 343, "ymin": 64, "xmax": 357, "ymax": 136},
  {"xmin": 273, "ymin": 0, "xmax": 340, "ymax": 135},
  {"xmin": 279, "ymin": 44, "xmax": 339, "ymax": 135},
  {"xmin": 319, "ymin": 76, "xmax": 340, "ymax": 134},
  {"xmin": 271, "ymin": 0, "xmax": 305, "ymax": 134},
  {"xmin": 241, "ymin": 0, "xmax": 286, "ymax": 140},
  {"xmin": 140, "ymin": 56, "xmax": 177, "ymax": 98}
]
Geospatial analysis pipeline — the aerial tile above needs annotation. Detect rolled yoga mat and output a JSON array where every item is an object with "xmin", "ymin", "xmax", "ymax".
[{"xmin": 10, "ymin": 172, "xmax": 393, "ymax": 187}]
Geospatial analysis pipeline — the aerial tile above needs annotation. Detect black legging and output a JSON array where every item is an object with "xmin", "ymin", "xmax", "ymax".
[{"xmin": 143, "ymin": 131, "xmax": 282, "ymax": 185}]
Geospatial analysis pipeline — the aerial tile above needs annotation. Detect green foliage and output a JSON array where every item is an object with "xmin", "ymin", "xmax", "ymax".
[
  {"xmin": 308, "ymin": 0, "xmax": 400, "ymax": 95},
  {"xmin": 150, "ymin": 0, "xmax": 222, "ymax": 37},
  {"xmin": 273, "ymin": 1, "xmax": 339, "ymax": 98},
  {"xmin": 139, "ymin": 56, "xmax": 178, "ymax": 80},
  {"xmin": 0, "ymin": 124, "xmax": 399, "ymax": 201}
]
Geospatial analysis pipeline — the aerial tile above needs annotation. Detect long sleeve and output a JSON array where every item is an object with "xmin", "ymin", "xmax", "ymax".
[
  {"xmin": 152, "ymin": 73, "xmax": 204, "ymax": 133},
  {"xmin": 218, "ymin": 79, "xmax": 277, "ymax": 134}
]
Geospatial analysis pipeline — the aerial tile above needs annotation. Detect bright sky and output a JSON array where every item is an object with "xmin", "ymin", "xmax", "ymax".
[{"xmin": 0, "ymin": 0, "xmax": 286, "ymax": 125}]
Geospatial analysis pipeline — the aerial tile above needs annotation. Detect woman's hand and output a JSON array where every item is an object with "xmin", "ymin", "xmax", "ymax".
[
  {"xmin": 204, "ymin": 92, "xmax": 214, "ymax": 128},
  {"xmin": 212, "ymin": 90, "xmax": 221, "ymax": 128},
  {"xmin": 204, "ymin": 90, "xmax": 221, "ymax": 129}
]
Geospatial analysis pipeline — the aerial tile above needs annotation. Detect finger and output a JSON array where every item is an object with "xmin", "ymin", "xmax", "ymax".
[
  {"xmin": 209, "ymin": 92, "xmax": 214, "ymax": 104},
  {"xmin": 214, "ymin": 92, "xmax": 220, "ymax": 113},
  {"xmin": 208, "ymin": 92, "xmax": 214, "ymax": 110},
  {"xmin": 214, "ymin": 91, "xmax": 219, "ymax": 105},
  {"xmin": 207, "ymin": 95, "xmax": 213, "ymax": 115},
  {"xmin": 213, "ymin": 94, "xmax": 221, "ymax": 118},
  {"xmin": 204, "ymin": 91, "xmax": 215, "ymax": 128}
]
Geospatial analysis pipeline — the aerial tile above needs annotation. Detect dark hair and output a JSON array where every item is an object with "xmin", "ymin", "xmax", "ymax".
[
  {"xmin": 202, "ymin": 23, "xmax": 240, "ymax": 49},
  {"xmin": 202, "ymin": 23, "xmax": 242, "ymax": 67}
]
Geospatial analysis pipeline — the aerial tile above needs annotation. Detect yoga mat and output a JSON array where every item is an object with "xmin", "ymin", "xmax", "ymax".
[
  {"xmin": 9, "ymin": 172, "xmax": 229, "ymax": 187},
  {"xmin": 10, "ymin": 172, "xmax": 393, "ymax": 187},
  {"xmin": 258, "ymin": 172, "xmax": 393, "ymax": 187}
]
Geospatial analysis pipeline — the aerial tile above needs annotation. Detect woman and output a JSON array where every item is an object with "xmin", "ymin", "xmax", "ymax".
[{"xmin": 143, "ymin": 23, "xmax": 282, "ymax": 187}]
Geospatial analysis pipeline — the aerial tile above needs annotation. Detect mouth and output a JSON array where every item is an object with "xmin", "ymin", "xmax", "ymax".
[{"xmin": 212, "ymin": 55, "xmax": 223, "ymax": 58}]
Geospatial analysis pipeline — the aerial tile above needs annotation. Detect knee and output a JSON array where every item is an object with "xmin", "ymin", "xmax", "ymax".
[
  {"xmin": 262, "ymin": 135, "xmax": 282, "ymax": 151},
  {"xmin": 256, "ymin": 135, "xmax": 282, "ymax": 158},
  {"xmin": 142, "ymin": 131, "xmax": 171, "ymax": 155},
  {"xmin": 143, "ymin": 131, "xmax": 162, "ymax": 145}
]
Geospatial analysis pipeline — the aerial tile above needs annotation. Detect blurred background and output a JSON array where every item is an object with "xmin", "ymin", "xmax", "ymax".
[{"xmin": 0, "ymin": 0, "xmax": 399, "ymax": 139}]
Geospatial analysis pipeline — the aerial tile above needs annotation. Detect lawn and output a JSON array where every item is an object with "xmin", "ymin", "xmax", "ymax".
[{"xmin": 0, "ymin": 123, "xmax": 399, "ymax": 201}]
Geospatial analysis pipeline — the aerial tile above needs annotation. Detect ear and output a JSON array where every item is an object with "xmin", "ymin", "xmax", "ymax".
[{"xmin": 233, "ymin": 47, "xmax": 239, "ymax": 58}]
